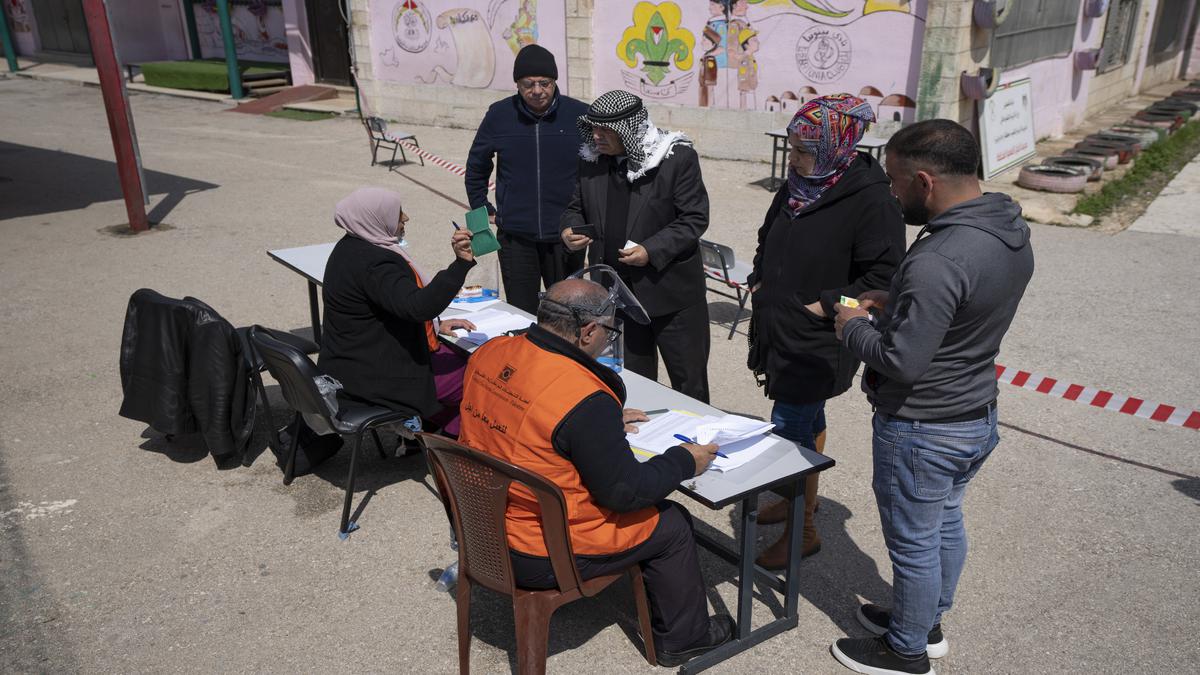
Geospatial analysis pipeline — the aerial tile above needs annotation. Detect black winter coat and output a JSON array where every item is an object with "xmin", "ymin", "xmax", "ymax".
[
  {"xmin": 318, "ymin": 235, "xmax": 474, "ymax": 417},
  {"xmin": 747, "ymin": 153, "xmax": 905, "ymax": 404},
  {"xmin": 118, "ymin": 289, "xmax": 255, "ymax": 465},
  {"xmin": 560, "ymin": 145, "xmax": 709, "ymax": 317},
  {"xmin": 465, "ymin": 92, "xmax": 590, "ymax": 242}
]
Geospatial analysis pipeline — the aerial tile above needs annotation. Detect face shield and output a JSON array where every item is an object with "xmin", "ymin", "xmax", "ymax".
[{"xmin": 566, "ymin": 265, "xmax": 648, "ymax": 372}]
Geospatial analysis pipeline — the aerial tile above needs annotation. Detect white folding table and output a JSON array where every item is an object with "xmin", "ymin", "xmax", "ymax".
[{"xmin": 268, "ymin": 247, "xmax": 836, "ymax": 672}]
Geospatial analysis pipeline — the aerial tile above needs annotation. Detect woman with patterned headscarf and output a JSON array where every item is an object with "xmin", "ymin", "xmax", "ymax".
[{"xmin": 746, "ymin": 94, "xmax": 906, "ymax": 569}]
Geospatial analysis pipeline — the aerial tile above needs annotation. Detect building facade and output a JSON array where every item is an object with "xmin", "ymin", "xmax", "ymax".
[{"xmin": 6, "ymin": 1, "xmax": 1198, "ymax": 161}]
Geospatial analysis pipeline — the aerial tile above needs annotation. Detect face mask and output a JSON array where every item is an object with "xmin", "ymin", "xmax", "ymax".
[{"xmin": 397, "ymin": 238, "xmax": 410, "ymax": 248}]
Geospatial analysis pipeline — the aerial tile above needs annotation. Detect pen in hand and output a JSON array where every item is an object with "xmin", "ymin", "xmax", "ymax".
[{"xmin": 673, "ymin": 434, "xmax": 728, "ymax": 458}]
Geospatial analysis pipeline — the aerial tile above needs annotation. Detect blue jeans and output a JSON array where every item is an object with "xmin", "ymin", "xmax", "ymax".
[
  {"xmin": 771, "ymin": 400, "xmax": 827, "ymax": 450},
  {"xmin": 872, "ymin": 407, "xmax": 999, "ymax": 656}
]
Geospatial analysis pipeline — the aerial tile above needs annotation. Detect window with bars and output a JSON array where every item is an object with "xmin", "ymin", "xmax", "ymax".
[
  {"xmin": 1148, "ymin": 0, "xmax": 1193, "ymax": 62},
  {"xmin": 990, "ymin": 0, "xmax": 1083, "ymax": 69},
  {"xmin": 1099, "ymin": 0, "xmax": 1140, "ymax": 73}
]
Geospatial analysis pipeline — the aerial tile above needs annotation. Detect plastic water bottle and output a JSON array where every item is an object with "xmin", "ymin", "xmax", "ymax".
[
  {"xmin": 434, "ymin": 560, "xmax": 459, "ymax": 592},
  {"xmin": 433, "ymin": 529, "xmax": 460, "ymax": 592}
]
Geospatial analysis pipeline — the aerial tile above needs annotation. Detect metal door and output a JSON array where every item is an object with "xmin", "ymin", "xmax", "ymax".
[
  {"xmin": 305, "ymin": 0, "xmax": 352, "ymax": 86},
  {"xmin": 32, "ymin": 0, "xmax": 92, "ymax": 55}
]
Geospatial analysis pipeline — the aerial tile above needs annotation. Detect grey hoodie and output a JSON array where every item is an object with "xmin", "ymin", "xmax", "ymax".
[{"xmin": 842, "ymin": 192, "xmax": 1034, "ymax": 419}]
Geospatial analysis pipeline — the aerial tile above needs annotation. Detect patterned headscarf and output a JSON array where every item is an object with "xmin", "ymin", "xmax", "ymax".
[
  {"xmin": 786, "ymin": 93, "xmax": 876, "ymax": 215},
  {"xmin": 577, "ymin": 90, "xmax": 691, "ymax": 182}
]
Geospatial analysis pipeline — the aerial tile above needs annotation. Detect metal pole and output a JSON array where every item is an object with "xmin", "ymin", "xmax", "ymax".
[
  {"xmin": 216, "ymin": 0, "xmax": 243, "ymax": 99},
  {"xmin": 82, "ymin": 0, "xmax": 149, "ymax": 232},
  {"xmin": 180, "ymin": 0, "xmax": 203, "ymax": 61},
  {"xmin": 0, "ymin": 2, "xmax": 18, "ymax": 72}
]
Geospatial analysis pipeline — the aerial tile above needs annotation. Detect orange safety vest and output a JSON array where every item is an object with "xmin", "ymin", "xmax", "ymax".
[
  {"xmin": 458, "ymin": 334, "xmax": 659, "ymax": 557},
  {"xmin": 401, "ymin": 258, "xmax": 440, "ymax": 353}
]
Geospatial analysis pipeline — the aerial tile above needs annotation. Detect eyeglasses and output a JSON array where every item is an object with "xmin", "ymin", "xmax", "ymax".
[
  {"xmin": 518, "ymin": 78, "xmax": 555, "ymax": 91},
  {"xmin": 596, "ymin": 321, "xmax": 622, "ymax": 343}
]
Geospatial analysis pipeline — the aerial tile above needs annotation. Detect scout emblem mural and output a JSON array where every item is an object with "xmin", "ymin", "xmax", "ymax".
[
  {"xmin": 594, "ymin": 0, "xmax": 925, "ymax": 117},
  {"xmin": 617, "ymin": 2, "xmax": 697, "ymax": 98},
  {"xmin": 371, "ymin": 1, "xmax": 567, "ymax": 93}
]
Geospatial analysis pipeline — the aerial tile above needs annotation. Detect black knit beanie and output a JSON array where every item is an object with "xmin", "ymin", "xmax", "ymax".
[{"xmin": 513, "ymin": 44, "xmax": 558, "ymax": 82}]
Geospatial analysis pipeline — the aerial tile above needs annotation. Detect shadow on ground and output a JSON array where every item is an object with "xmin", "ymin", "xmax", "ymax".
[{"xmin": 0, "ymin": 141, "xmax": 218, "ymax": 222}]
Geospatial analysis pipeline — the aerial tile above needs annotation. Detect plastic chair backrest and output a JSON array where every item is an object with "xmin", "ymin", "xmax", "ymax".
[
  {"xmin": 249, "ymin": 325, "xmax": 333, "ymax": 424},
  {"xmin": 366, "ymin": 116, "xmax": 386, "ymax": 135},
  {"xmin": 419, "ymin": 433, "xmax": 585, "ymax": 597}
]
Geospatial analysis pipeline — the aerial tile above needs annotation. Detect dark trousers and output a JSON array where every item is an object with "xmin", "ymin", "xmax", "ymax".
[
  {"xmin": 496, "ymin": 230, "xmax": 585, "ymax": 315},
  {"xmin": 510, "ymin": 502, "xmax": 710, "ymax": 653},
  {"xmin": 623, "ymin": 301, "xmax": 711, "ymax": 403}
]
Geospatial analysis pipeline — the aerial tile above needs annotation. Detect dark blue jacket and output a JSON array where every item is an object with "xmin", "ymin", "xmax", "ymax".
[{"xmin": 465, "ymin": 92, "xmax": 589, "ymax": 242}]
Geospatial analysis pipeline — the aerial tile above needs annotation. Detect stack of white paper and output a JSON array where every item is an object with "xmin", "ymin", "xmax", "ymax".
[
  {"xmin": 625, "ymin": 411, "xmax": 776, "ymax": 473},
  {"xmin": 449, "ymin": 308, "xmax": 534, "ymax": 345},
  {"xmin": 694, "ymin": 415, "xmax": 775, "ymax": 446}
]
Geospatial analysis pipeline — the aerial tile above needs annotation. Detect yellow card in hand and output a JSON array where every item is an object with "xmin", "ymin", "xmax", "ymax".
[{"xmin": 840, "ymin": 295, "xmax": 860, "ymax": 309}]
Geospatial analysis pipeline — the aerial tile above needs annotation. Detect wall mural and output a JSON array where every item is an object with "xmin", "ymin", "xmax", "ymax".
[
  {"xmin": 194, "ymin": 0, "xmax": 289, "ymax": 62},
  {"xmin": 371, "ymin": 0, "xmax": 568, "ymax": 92},
  {"xmin": 5, "ymin": 0, "xmax": 33, "ymax": 33},
  {"xmin": 596, "ymin": 0, "xmax": 925, "ymax": 120}
]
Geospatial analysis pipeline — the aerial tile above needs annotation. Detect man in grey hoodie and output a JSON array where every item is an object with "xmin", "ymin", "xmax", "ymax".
[{"xmin": 830, "ymin": 119, "xmax": 1034, "ymax": 675}]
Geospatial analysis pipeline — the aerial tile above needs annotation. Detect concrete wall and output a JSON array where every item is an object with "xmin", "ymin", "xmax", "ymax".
[
  {"xmin": 3, "ymin": 0, "xmax": 40, "ymax": 55},
  {"xmin": 349, "ymin": 0, "xmax": 914, "ymax": 162},
  {"xmin": 108, "ymin": 1, "xmax": 189, "ymax": 65},
  {"xmin": 917, "ymin": 0, "xmax": 1192, "ymax": 141},
  {"xmin": 282, "ymin": 0, "xmax": 315, "ymax": 86}
]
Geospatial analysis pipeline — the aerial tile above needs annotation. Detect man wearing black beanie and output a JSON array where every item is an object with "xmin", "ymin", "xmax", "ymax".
[{"xmin": 465, "ymin": 44, "xmax": 590, "ymax": 314}]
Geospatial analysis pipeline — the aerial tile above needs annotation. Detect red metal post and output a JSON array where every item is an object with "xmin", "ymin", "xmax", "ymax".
[{"xmin": 82, "ymin": 0, "xmax": 149, "ymax": 232}]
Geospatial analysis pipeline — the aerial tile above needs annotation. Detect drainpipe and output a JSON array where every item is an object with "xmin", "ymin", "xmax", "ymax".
[
  {"xmin": 1, "ymin": 2, "xmax": 18, "ymax": 72},
  {"xmin": 181, "ymin": 0, "xmax": 203, "ymax": 61},
  {"xmin": 216, "ymin": 0, "xmax": 243, "ymax": 99}
]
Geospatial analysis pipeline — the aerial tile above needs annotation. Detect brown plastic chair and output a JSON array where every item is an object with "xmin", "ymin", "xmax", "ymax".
[{"xmin": 418, "ymin": 433, "xmax": 657, "ymax": 675}]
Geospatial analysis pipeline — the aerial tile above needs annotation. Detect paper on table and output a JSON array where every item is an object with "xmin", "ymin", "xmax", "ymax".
[
  {"xmin": 694, "ymin": 414, "xmax": 775, "ymax": 446},
  {"xmin": 625, "ymin": 411, "xmax": 714, "ymax": 455},
  {"xmin": 449, "ymin": 308, "xmax": 533, "ymax": 345},
  {"xmin": 709, "ymin": 435, "xmax": 774, "ymax": 472},
  {"xmin": 626, "ymin": 411, "xmax": 775, "ymax": 473}
]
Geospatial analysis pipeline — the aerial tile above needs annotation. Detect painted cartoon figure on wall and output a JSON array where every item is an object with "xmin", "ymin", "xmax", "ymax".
[
  {"xmin": 194, "ymin": 0, "xmax": 288, "ymax": 61},
  {"xmin": 373, "ymin": 1, "xmax": 566, "ymax": 93},
  {"xmin": 617, "ymin": 2, "xmax": 696, "ymax": 99},
  {"xmin": 736, "ymin": 27, "xmax": 760, "ymax": 109},
  {"xmin": 597, "ymin": 0, "xmax": 925, "ymax": 122}
]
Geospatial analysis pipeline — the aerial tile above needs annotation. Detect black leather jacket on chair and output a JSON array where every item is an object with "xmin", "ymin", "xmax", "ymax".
[{"xmin": 118, "ymin": 289, "xmax": 255, "ymax": 465}]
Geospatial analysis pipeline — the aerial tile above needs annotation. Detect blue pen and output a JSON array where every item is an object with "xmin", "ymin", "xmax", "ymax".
[
  {"xmin": 451, "ymin": 220, "xmax": 461, "ymax": 230},
  {"xmin": 673, "ymin": 434, "xmax": 728, "ymax": 458}
]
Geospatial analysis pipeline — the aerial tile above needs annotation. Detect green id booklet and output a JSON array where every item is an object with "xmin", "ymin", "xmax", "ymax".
[{"xmin": 465, "ymin": 206, "xmax": 501, "ymax": 257}]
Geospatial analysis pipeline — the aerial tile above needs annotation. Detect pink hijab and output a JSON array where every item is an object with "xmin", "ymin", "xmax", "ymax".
[{"xmin": 333, "ymin": 187, "xmax": 429, "ymax": 284}]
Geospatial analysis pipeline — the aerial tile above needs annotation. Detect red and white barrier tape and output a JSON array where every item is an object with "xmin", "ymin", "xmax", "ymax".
[
  {"xmin": 398, "ymin": 141, "xmax": 495, "ymax": 190},
  {"xmin": 995, "ymin": 364, "xmax": 1200, "ymax": 430}
]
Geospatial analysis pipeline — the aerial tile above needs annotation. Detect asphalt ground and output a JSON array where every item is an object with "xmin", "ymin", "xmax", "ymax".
[{"xmin": 1, "ymin": 77, "xmax": 1197, "ymax": 674}]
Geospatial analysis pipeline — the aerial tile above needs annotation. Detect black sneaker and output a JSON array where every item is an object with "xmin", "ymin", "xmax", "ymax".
[
  {"xmin": 656, "ymin": 614, "xmax": 735, "ymax": 668},
  {"xmin": 831, "ymin": 636, "xmax": 934, "ymax": 675},
  {"xmin": 856, "ymin": 604, "xmax": 948, "ymax": 659}
]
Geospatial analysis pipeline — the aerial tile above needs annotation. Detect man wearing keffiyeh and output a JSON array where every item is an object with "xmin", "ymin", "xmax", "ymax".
[
  {"xmin": 746, "ymin": 93, "xmax": 906, "ymax": 570},
  {"xmin": 560, "ymin": 90, "xmax": 713, "ymax": 403}
]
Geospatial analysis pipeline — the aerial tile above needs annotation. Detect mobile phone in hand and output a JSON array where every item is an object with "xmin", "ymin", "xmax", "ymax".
[{"xmin": 573, "ymin": 223, "xmax": 598, "ymax": 238}]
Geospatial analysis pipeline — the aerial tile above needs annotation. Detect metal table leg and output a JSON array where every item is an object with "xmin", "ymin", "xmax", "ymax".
[
  {"xmin": 307, "ymin": 280, "xmax": 322, "ymax": 346},
  {"xmin": 682, "ymin": 482, "xmax": 809, "ymax": 673}
]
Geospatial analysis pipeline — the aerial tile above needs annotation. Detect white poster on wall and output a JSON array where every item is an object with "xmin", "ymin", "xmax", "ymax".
[{"xmin": 979, "ymin": 78, "xmax": 1037, "ymax": 179}]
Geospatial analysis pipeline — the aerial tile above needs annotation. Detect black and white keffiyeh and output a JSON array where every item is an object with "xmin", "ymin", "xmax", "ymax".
[{"xmin": 577, "ymin": 90, "xmax": 691, "ymax": 182}]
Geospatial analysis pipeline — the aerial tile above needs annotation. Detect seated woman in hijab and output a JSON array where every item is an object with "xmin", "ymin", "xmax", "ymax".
[{"xmin": 318, "ymin": 187, "xmax": 477, "ymax": 439}]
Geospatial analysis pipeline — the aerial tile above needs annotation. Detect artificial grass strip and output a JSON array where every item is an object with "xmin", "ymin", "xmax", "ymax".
[
  {"xmin": 265, "ymin": 109, "xmax": 335, "ymax": 121},
  {"xmin": 1074, "ymin": 119, "xmax": 1200, "ymax": 217},
  {"xmin": 141, "ymin": 60, "xmax": 285, "ymax": 92}
]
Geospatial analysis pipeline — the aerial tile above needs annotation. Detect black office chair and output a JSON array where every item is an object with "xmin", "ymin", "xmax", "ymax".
[{"xmin": 250, "ymin": 325, "xmax": 414, "ymax": 539}]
